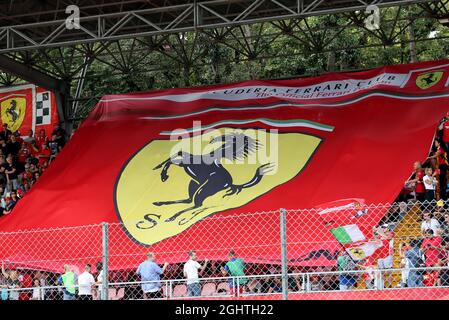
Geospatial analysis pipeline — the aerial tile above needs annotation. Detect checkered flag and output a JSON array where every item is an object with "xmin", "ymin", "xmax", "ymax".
[{"xmin": 36, "ymin": 92, "xmax": 51, "ymax": 125}]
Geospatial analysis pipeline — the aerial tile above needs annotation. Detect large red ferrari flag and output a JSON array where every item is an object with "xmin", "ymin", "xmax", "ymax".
[{"xmin": 0, "ymin": 60, "xmax": 449, "ymax": 270}]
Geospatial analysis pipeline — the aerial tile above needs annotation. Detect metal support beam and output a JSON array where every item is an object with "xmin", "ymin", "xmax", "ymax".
[
  {"xmin": 102, "ymin": 222, "xmax": 109, "ymax": 301},
  {"xmin": 280, "ymin": 208, "xmax": 288, "ymax": 301},
  {"xmin": 0, "ymin": 0, "xmax": 433, "ymax": 54},
  {"xmin": 0, "ymin": 54, "xmax": 69, "ymax": 127}
]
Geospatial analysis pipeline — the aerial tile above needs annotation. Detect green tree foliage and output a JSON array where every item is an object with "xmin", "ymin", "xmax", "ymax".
[{"xmin": 0, "ymin": 4, "xmax": 448, "ymax": 119}]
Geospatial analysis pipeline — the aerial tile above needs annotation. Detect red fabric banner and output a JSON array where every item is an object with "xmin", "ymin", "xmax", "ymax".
[{"xmin": 0, "ymin": 60, "xmax": 449, "ymax": 270}]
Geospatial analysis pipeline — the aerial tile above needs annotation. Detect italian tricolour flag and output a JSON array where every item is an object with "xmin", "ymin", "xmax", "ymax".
[{"xmin": 330, "ymin": 224, "xmax": 366, "ymax": 245}]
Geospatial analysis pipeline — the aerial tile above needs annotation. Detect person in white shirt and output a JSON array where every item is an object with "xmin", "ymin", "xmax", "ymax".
[
  {"xmin": 78, "ymin": 264, "xmax": 95, "ymax": 300},
  {"xmin": 95, "ymin": 262, "xmax": 104, "ymax": 300},
  {"xmin": 421, "ymin": 212, "xmax": 441, "ymax": 236},
  {"xmin": 398, "ymin": 242, "xmax": 411, "ymax": 287},
  {"xmin": 183, "ymin": 251, "xmax": 208, "ymax": 297},
  {"xmin": 31, "ymin": 279, "xmax": 43, "ymax": 300},
  {"xmin": 423, "ymin": 167, "xmax": 437, "ymax": 203}
]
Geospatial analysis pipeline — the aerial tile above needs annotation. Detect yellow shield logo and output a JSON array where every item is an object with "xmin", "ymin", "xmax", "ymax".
[
  {"xmin": 416, "ymin": 71, "xmax": 444, "ymax": 90},
  {"xmin": 348, "ymin": 247, "xmax": 366, "ymax": 260},
  {"xmin": 115, "ymin": 127, "xmax": 322, "ymax": 245},
  {"xmin": 0, "ymin": 97, "xmax": 26, "ymax": 132}
]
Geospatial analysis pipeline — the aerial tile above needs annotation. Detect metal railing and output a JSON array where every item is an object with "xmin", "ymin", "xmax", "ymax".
[
  {"xmin": 0, "ymin": 200, "xmax": 448, "ymax": 300},
  {"xmin": 2, "ymin": 267, "xmax": 449, "ymax": 300}
]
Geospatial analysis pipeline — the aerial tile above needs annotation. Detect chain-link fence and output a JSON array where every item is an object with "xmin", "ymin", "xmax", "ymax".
[{"xmin": 1, "ymin": 200, "xmax": 449, "ymax": 300}]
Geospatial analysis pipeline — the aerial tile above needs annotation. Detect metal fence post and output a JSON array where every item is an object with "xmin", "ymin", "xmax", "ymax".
[
  {"xmin": 280, "ymin": 208, "xmax": 288, "ymax": 300},
  {"xmin": 102, "ymin": 222, "xmax": 109, "ymax": 300}
]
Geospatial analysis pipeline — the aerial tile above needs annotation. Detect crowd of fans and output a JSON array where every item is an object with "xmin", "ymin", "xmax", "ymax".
[
  {"xmin": 0, "ymin": 123, "xmax": 67, "ymax": 217},
  {"xmin": 326, "ymin": 113, "xmax": 449, "ymax": 292}
]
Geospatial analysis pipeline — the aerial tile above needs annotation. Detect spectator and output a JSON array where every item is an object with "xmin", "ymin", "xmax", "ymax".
[
  {"xmin": 6, "ymin": 134, "xmax": 21, "ymax": 157},
  {"xmin": 0, "ymin": 139, "xmax": 6, "ymax": 158},
  {"xmin": 0, "ymin": 275, "xmax": 8, "ymax": 300},
  {"xmin": 438, "ymin": 240, "xmax": 449, "ymax": 286},
  {"xmin": 267, "ymin": 267, "xmax": 282, "ymax": 293},
  {"xmin": 45, "ymin": 273, "xmax": 60, "ymax": 300},
  {"xmin": 3, "ymin": 155, "xmax": 18, "ymax": 192},
  {"xmin": 35, "ymin": 271, "xmax": 47, "ymax": 300},
  {"xmin": 287, "ymin": 267, "xmax": 304, "ymax": 293},
  {"xmin": 23, "ymin": 130, "xmax": 35, "ymax": 144},
  {"xmin": 423, "ymin": 167, "xmax": 438, "ymax": 203},
  {"xmin": 58, "ymin": 265, "xmax": 78, "ymax": 300},
  {"xmin": 7, "ymin": 269, "xmax": 21, "ymax": 300},
  {"xmin": 136, "ymin": 252, "xmax": 168, "ymax": 299},
  {"xmin": 31, "ymin": 279, "xmax": 43, "ymax": 300},
  {"xmin": 53, "ymin": 124, "xmax": 67, "ymax": 147},
  {"xmin": 438, "ymin": 112, "xmax": 449, "ymax": 151},
  {"xmin": 336, "ymin": 250, "xmax": 359, "ymax": 291},
  {"xmin": 17, "ymin": 143, "xmax": 30, "ymax": 165},
  {"xmin": 221, "ymin": 250, "xmax": 247, "ymax": 296},
  {"xmin": 29, "ymin": 140, "xmax": 40, "ymax": 161},
  {"xmin": 405, "ymin": 239, "xmax": 425, "ymax": 287},
  {"xmin": 441, "ymin": 213, "xmax": 449, "ymax": 242},
  {"xmin": 3, "ymin": 191, "xmax": 19, "ymax": 215},
  {"xmin": 421, "ymin": 212, "xmax": 441, "ymax": 236},
  {"xmin": 374, "ymin": 225, "xmax": 395, "ymax": 288},
  {"xmin": 35, "ymin": 129, "xmax": 48, "ymax": 147},
  {"xmin": 21, "ymin": 163, "xmax": 33, "ymax": 186},
  {"xmin": 0, "ymin": 124, "xmax": 12, "ymax": 142},
  {"xmin": 428, "ymin": 139, "xmax": 449, "ymax": 200},
  {"xmin": 1, "ymin": 261, "xmax": 10, "ymax": 300},
  {"xmin": 37, "ymin": 144, "xmax": 51, "ymax": 167},
  {"xmin": 125, "ymin": 271, "xmax": 142, "ymax": 300},
  {"xmin": 361, "ymin": 255, "xmax": 377, "ymax": 289},
  {"xmin": 19, "ymin": 271, "xmax": 32, "ymax": 300},
  {"xmin": 409, "ymin": 161, "xmax": 425, "ymax": 202},
  {"xmin": 399, "ymin": 242, "xmax": 411, "ymax": 287},
  {"xmin": 0, "ymin": 156, "xmax": 6, "ymax": 186},
  {"xmin": 421, "ymin": 229, "xmax": 443, "ymax": 286},
  {"xmin": 28, "ymin": 162, "xmax": 39, "ymax": 175},
  {"xmin": 78, "ymin": 264, "xmax": 95, "ymax": 300},
  {"xmin": 183, "ymin": 250, "xmax": 208, "ymax": 297},
  {"xmin": 48, "ymin": 134, "xmax": 61, "ymax": 157}
]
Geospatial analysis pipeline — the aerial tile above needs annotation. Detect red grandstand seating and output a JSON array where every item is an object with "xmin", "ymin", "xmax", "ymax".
[
  {"xmin": 116, "ymin": 288, "xmax": 125, "ymax": 300},
  {"xmin": 173, "ymin": 284, "xmax": 187, "ymax": 297},
  {"xmin": 216, "ymin": 282, "xmax": 230, "ymax": 294},
  {"xmin": 108, "ymin": 288, "xmax": 117, "ymax": 300},
  {"xmin": 201, "ymin": 282, "xmax": 216, "ymax": 296}
]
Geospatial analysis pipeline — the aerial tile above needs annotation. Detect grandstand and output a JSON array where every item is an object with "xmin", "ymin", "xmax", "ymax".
[{"xmin": 0, "ymin": 0, "xmax": 448, "ymax": 302}]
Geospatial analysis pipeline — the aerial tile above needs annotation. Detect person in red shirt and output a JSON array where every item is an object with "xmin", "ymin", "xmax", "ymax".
[
  {"xmin": 409, "ymin": 161, "xmax": 426, "ymax": 203},
  {"xmin": 35, "ymin": 129, "xmax": 48, "ymax": 147},
  {"xmin": 428, "ymin": 139, "xmax": 448, "ymax": 200},
  {"xmin": 21, "ymin": 164, "xmax": 33, "ymax": 186},
  {"xmin": 17, "ymin": 143, "xmax": 30, "ymax": 164},
  {"xmin": 29, "ymin": 140, "xmax": 40, "ymax": 158},
  {"xmin": 19, "ymin": 272, "xmax": 33, "ymax": 300},
  {"xmin": 37, "ymin": 143, "xmax": 51, "ymax": 167},
  {"xmin": 421, "ymin": 229, "xmax": 443, "ymax": 286},
  {"xmin": 439, "ymin": 112, "xmax": 449, "ymax": 151},
  {"xmin": 373, "ymin": 225, "xmax": 394, "ymax": 288}
]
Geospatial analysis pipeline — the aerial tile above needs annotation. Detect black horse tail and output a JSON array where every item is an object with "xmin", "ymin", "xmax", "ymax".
[{"xmin": 223, "ymin": 163, "xmax": 274, "ymax": 198}]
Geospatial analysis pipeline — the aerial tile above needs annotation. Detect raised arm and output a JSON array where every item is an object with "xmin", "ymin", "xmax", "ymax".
[
  {"xmin": 200, "ymin": 259, "xmax": 208, "ymax": 274},
  {"xmin": 1, "ymin": 261, "xmax": 8, "ymax": 278},
  {"xmin": 161, "ymin": 262, "xmax": 169, "ymax": 274}
]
